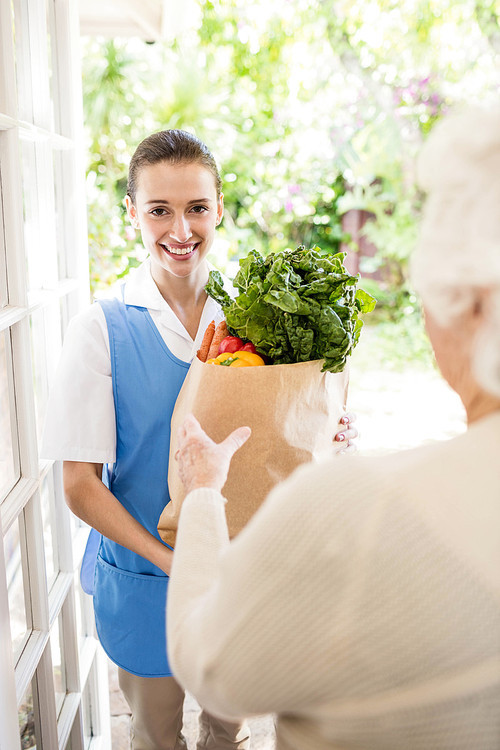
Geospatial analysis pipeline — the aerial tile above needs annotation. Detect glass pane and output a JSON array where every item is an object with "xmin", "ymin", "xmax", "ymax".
[
  {"xmin": 0, "ymin": 329, "xmax": 19, "ymax": 500},
  {"xmin": 21, "ymin": 140, "xmax": 41, "ymax": 291},
  {"xmin": 73, "ymin": 571, "xmax": 83, "ymax": 645},
  {"xmin": 59, "ymin": 296, "xmax": 69, "ymax": 340},
  {"xmin": 19, "ymin": 682, "xmax": 37, "ymax": 749},
  {"xmin": 46, "ymin": 0, "xmax": 57, "ymax": 132},
  {"xmin": 0, "ymin": 166, "xmax": 9, "ymax": 308},
  {"xmin": 53, "ymin": 150, "xmax": 65, "ymax": 280},
  {"xmin": 50, "ymin": 613, "xmax": 66, "ymax": 716},
  {"xmin": 12, "ymin": 0, "xmax": 34, "ymax": 124},
  {"xmin": 81, "ymin": 669, "xmax": 93, "ymax": 750},
  {"xmin": 0, "ymin": 253, "xmax": 7, "ymax": 307},
  {"xmin": 4, "ymin": 516, "xmax": 29, "ymax": 660},
  {"xmin": 29, "ymin": 309, "xmax": 48, "ymax": 446},
  {"xmin": 40, "ymin": 474, "xmax": 58, "ymax": 589},
  {"xmin": 70, "ymin": 511, "xmax": 87, "ymax": 543}
]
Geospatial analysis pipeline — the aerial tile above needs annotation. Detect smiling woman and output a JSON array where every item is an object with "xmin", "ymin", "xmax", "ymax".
[{"xmin": 41, "ymin": 129, "xmax": 252, "ymax": 750}]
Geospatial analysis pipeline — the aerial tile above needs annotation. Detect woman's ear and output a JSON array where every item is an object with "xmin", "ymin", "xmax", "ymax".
[
  {"xmin": 125, "ymin": 195, "xmax": 140, "ymax": 229},
  {"xmin": 216, "ymin": 193, "xmax": 224, "ymax": 226}
]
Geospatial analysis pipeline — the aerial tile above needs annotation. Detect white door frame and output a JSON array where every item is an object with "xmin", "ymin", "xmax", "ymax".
[{"xmin": 0, "ymin": 1, "xmax": 111, "ymax": 747}]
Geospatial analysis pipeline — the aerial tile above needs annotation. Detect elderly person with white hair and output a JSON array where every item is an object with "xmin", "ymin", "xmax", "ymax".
[{"xmin": 167, "ymin": 109, "xmax": 500, "ymax": 750}]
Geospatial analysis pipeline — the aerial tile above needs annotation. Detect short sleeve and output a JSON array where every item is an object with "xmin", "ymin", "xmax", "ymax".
[{"xmin": 40, "ymin": 304, "xmax": 116, "ymax": 463}]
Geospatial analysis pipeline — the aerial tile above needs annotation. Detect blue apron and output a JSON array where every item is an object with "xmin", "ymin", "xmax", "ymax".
[{"xmin": 81, "ymin": 298, "xmax": 190, "ymax": 677}]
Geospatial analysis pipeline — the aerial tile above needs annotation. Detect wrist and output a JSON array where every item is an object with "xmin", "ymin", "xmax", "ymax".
[
  {"xmin": 150, "ymin": 539, "xmax": 173, "ymax": 575},
  {"xmin": 185, "ymin": 480, "xmax": 222, "ymax": 494}
]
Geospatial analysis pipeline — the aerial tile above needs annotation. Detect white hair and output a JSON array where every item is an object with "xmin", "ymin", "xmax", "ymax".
[{"xmin": 411, "ymin": 107, "xmax": 500, "ymax": 398}]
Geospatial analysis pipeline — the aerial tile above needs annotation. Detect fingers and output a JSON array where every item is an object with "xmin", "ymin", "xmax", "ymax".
[
  {"xmin": 174, "ymin": 416, "xmax": 250, "ymax": 493},
  {"xmin": 176, "ymin": 414, "xmax": 250, "ymax": 461},
  {"xmin": 334, "ymin": 426, "xmax": 358, "ymax": 443},
  {"xmin": 181, "ymin": 413, "xmax": 202, "ymax": 435},
  {"xmin": 340, "ymin": 411, "xmax": 356, "ymax": 426},
  {"xmin": 222, "ymin": 425, "xmax": 251, "ymax": 453},
  {"xmin": 176, "ymin": 414, "xmax": 200, "ymax": 458},
  {"xmin": 337, "ymin": 442, "xmax": 357, "ymax": 455},
  {"xmin": 334, "ymin": 411, "xmax": 359, "ymax": 456}
]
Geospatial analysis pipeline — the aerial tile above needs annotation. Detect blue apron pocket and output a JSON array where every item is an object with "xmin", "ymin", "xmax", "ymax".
[{"xmin": 94, "ymin": 554, "xmax": 171, "ymax": 677}]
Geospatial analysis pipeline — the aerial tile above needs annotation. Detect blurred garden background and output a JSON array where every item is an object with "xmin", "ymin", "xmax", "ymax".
[{"xmin": 80, "ymin": 0, "xmax": 499, "ymax": 455}]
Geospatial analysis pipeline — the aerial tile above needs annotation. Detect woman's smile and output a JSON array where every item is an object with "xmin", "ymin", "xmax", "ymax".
[{"xmin": 161, "ymin": 242, "xmax": 200, "ymax": 259}]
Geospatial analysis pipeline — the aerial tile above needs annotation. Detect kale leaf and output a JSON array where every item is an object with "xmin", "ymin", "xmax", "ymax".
[{"xmin": 205, "ymin": 246, "xmax": 376, "ymax": 373}]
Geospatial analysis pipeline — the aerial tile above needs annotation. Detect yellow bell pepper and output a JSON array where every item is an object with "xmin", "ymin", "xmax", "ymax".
[
  {"xmin": 229, "ymin": 351, "xmax": 265, "ymax": 366},
  {"xmin": 206, "ymin": 352, "xmax": 234, "ymax": 365},
  {"xmin": 206, "ymin": 351, "xmax": 265, "ymax": 367}
]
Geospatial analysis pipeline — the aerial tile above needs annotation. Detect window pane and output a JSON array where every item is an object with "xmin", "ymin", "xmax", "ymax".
[
  {"xmin": 81, "ymin": 669, "xmax": 93, "ymax": 750},
  {"xmin": 29, "ymin": 309, "xmax": 48, "ymax": 445},
  {"xmin": 0, "ymin": 253, "xmax": 7, "ymax": 307},
  {"xmin": 53, "ymin": 150, "xmax": 65, "ymax": 280},
  {"xmin": 40, "ymin": 474, "xmax": 58, "ymax": 589},
  {"xmin": 21, "ymin": 141, "xmax": 41, "ymax": 291},
  {"xmin": 73, "ymin": 571, "xmax": 83, "ymax": 646},
  {"xmin": 70, "ymin": 511, "xmax": 87, "ymax": 543},
  {"xmin": 50, "ymin": 613, "xmax": 66, "ymax": 716},
  {"xmin": 0, "ymin": 246, "xmax": 7, "ymax": 308},
  {"xmin": 0, "ymin": 167, "xmax": 9, "ymax": 308},
  {"xmin": 45, "ymin": 0, "xmax": 57, "ymax": 132},
  {"xmin": 11, "ymin": 0, "xmax": 34, "ymax": 124},
  {"xmin": 53, "ymin": 150, "xmax": 74, "ymax": 282},
  {"xmin": 0, "ymin": 329, "xmax": 19, "ymax": 500},
  {"xmin": 19, "ymin": 682, "xmax": 37, "ymax": 750},
  {"xmin": 4, "ymin": 516, "xmax": 29, "ymax": 660}
]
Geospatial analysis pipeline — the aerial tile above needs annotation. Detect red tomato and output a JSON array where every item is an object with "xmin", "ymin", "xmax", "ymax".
[
  {"xmin": 239, "ymin": 342, "xmax": 257, "ymax": 354},
  {"xmin": 218, "ymin": 335, "xmax": 244, "ymax": 354}
]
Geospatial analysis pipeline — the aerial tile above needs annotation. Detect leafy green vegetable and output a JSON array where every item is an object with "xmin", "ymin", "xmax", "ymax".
[{"xmin": 205, "ymin": 246, "xmax": 376, "ymax": 373}]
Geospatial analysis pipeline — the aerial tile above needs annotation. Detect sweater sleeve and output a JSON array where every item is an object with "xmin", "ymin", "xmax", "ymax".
[{"xmin": 167, "ymin": 456, "xmax": 375, "ymax": 720}]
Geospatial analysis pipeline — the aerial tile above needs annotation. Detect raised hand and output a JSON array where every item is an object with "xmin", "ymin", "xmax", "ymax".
[{"xmin": 175, "ymin": 414, "xmax": 251, "ymax": 494}]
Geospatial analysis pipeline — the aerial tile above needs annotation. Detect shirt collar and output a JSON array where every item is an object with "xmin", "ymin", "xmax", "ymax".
[
  {"xmin": 122, "ymin": 259, "xmax": 167, "ymax": 310},
  {"xmin": 121, "ymin": 257, "xmax": 231, "ymax": 341},
  {"xmin": 122, "ymin": 258, "xmax": 234, "ymax": 307}
]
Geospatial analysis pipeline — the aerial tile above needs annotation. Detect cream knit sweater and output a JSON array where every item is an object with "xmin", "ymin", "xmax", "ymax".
[{"xmin": 167, "ymin": 411, "xmax": 500, "ymax": 750}]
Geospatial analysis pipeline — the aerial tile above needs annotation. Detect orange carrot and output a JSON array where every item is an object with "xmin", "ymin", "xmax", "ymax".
[
  {"xmin": 197, "ymin": 320, "xmax": 215, "ymax": 362},
  {"xmin": 207, "ymin": 320, "xmax": 229, "ymax": 360}
]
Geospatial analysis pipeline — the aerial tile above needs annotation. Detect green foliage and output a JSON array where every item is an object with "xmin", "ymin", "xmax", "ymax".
[
  {"xmin": 205, "ymin": 246, "xmax": 376, "ymax": 372},
  {"xmin": 354, "ymin": 309, "xmax": 436, "ymax": 372},
  {"xmin": 81, "ymin": 0, "xmax": 500, "ymax": 337}
]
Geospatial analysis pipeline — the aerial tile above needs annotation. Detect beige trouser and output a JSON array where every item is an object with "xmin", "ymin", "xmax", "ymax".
[{"xmin": 118, "ymin": 668, "xmax": 251, "ymax": 750}]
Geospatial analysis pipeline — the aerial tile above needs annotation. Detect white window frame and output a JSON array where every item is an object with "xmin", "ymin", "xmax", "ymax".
[{"xmin": 0, "ymin": 1, "xmax": 111, "ymax": 748}]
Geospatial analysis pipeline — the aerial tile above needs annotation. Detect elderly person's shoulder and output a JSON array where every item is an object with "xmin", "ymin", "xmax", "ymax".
[
  {"xmin": 290, "ymin": 410, "xmax": 499, "ymax": 496},
  {"xmin": 276, "ymin": 410, "xmax": 500, "ymax": 566},
  {"xmin": 365, "ymin": 409, "xmax": 500, "ymax": 494}
]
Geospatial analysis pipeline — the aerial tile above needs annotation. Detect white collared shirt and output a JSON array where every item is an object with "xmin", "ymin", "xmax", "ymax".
[{"xmin": 41, "ymin": 259, "xmax": 226, "ymax": 463}]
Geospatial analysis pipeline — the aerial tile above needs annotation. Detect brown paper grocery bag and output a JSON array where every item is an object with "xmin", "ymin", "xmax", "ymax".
[{"xmin": 158, "ymin": 357, "xmax": 348, "ymax": 547}]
